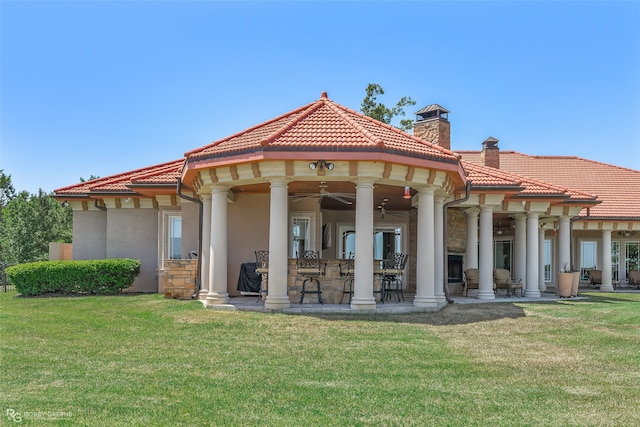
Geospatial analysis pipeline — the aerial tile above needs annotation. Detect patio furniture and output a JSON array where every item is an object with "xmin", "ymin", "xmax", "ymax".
[
  {"xmin": 588, "ymin": 270, "xmax": 602, "ymax": 288},
  {"xmin": 296, "ymin": 250, "xmax": 325, "ymax": 304},
  {"xmin": 373, "ymin": 253, "xmax": 407, "ymax": 303},
  {"xmin": 494, "ymin": 268, "xmax": 522, "ymax": 297},
  {"xmin": 463, "ymin": 268, "xmax": 479, "ymax": 296},
  {"xmin": 254, "ymin": 250, "xmax": 269, "ymax": 301},
  {"xmin": 628, "ymin": 270, "xmax": 640, "ymax": 289},
  {"xmin": 339, "ymin": 253, "xmax": 355, "ymax": 304}
]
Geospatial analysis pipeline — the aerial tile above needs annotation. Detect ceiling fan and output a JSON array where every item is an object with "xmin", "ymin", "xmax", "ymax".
[
  {"xmin": 290, "ymin": 182, "xmax": 356, "ymax": 205},
  {"xmin": 377, "ymin": 198, "xmax": 403, "ymax": 219}
]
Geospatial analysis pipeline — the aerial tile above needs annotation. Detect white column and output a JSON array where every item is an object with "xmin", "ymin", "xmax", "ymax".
[
  {"xmin": 265, "ymin": 178, "xmax": 291, "ymax": 309},
  {"xmin": 434, "ymin": 194, "xmax": 446, "ymax": 306},
  {"xmin": 538, "ymin": 227, "xmax": 546, "ymax": 292},
  {"xmin": 206, "ymin": 186, "xmax": 230, "ymax": 305},
  {"xmin": 199, "ymin": 194, "xmax": 212, "ymax": 299},
  {"xmin": 558, "ymin": 215, "xmax": 571, "ymax": 274},
  {"xmin": 514, "ymin": 214, "xmax": 527, "ymax": 285},
  {"xmin": 525, "ymin": 212, "xmax": 541, "ymax": 297},
  {"xmin": 600, "ymin": 229, "xmax": 614, "ymax": 291},
  {"xmin": 351, "ymin": 179, "xmax": 376, "ymax": 310},
  {"xmin": 465, "ymin": 208, "xmax": 479, "ymax": 269},
  {"xmin": 415, "ymin": 186, "xmax": 437, "ymax": 308},
  {"xmin": 477, "ymin": 205, "xmax": 495, "ymax": 300}
]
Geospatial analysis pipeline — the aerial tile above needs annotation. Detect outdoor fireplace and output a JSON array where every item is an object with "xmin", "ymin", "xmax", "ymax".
[{"xmin": 448, "ymin": 255, "xmax": 463, "ymax": 283}]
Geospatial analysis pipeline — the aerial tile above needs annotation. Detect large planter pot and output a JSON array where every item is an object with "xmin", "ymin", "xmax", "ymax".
[
  {"xmin": 570, "ymin": 272, "xmax": 580, "ymax": 297},
  {"xmin": 557, "ymin": 272, "xmax": 573, "ymax": 298}
]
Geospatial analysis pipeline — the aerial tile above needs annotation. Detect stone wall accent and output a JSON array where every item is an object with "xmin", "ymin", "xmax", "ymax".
[
  {"xmin": 413, "ymin": 119, "xmax": 451, "ymax": 150},
  {"xmin": 447, "ymin": 208, "xmax": 467, "ymax": 253},
  {"xmin": 163, "ymin": 259, "xmax": 197, "ymax": 299}
]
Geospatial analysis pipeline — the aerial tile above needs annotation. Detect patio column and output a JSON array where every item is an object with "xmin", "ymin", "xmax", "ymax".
[
  {"xmin": 558, "ymin": 215, "xmax": 571, "ymax": 274},
  {"xmin": 206, "ymin": 185, "xmax": 230, "ymax": 305},
  {"xmin": 465, "ymin": 208, "xmax": 479, "ymax": 269},
  {"xmin": 414, "ymin": 186, "xmax": 437, "ymax": 309},
  {"xmin": 477, "ymin": 205, "xmax": 495, "ymax": 300},
  {"xmin": 525, "ymin": 212, "xmax": 541, "ymax": 297},
  {"xmin": 265, "ymin": 178, "xmax": 291, "ymax": 310},
  {"xmin": 538, "ymin": 227, "xmax": 546, "ymax": 292},
  {"xmin": 434, "ymin": 193, "xmax": 446, "ymax": 306},
  {"xmin": 351, "ymin": 178, "xmax": 376, "ymax": 310},
  {"xmin": 600, "ymin": 229, "xmax": 614, "ymax": 291},
  {"xmin": 199, "ymin": 194, "xmax": 212, "ymax": 299},
  {"xmin": 514, "ymin": 214, "xmax": 526, "ymax": 285}
]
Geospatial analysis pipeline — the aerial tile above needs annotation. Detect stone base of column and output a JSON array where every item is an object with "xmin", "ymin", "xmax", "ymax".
[
  {"xmin": 413, "ymin": 296, "xmax": 438, "ymax": 308},
  {"xmin": 204, "ymin": 292, "xmax": 229, "ymax": 305},
  {"xmin": 435, "ymin": 294, "xmax": 447, "ymax": 306},
  {"xmin": 264, "ymin": 295, "xmax": 291, "ymax": 310},
  {"xmin": 599, "ymin": 284, "xmax": 615, "ymax": 292},
  {"xmin": 538, "ymin": 284, "xmax": 547, "ymax": 293},
  {"xmin": 198, "ymin": 290, "xmax": 209, "ymax": 300},
  {"xmin": 350, "ymin": 297, "xmax": 377, "ymax": 311},
  {"xmin": 476, "ymin": 290, "xmax": 496, "ymax": 300},
  {"xmin": 524, "ymin": 289, "xmax": 541, "ymax": 298}
]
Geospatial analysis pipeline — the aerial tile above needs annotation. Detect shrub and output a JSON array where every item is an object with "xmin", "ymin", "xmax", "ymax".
[{"xmin": 6, "ymin": 259, "xmax": 141, "ymax": 296}]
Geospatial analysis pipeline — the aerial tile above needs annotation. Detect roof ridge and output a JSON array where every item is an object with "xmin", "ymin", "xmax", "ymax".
[
  {"xmin": 261, "ymin": 98, "xmax": 326, "ymax": 146},
  {"xmin": 324, "ymin": 98, "xmax": 384, "ymax": 147},
  {"xmin": 184, "ymin": 101, "xmax": 316, "ymax": 157}
]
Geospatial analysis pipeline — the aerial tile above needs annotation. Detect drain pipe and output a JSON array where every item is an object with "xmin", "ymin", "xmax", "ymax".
[
  {"xmin": 177, "ymin": 180, "xmax": 203, "ymax": 298},
  {"xmin": 442, "ymin": 181, "xmax": 471, "ymax": 304}
]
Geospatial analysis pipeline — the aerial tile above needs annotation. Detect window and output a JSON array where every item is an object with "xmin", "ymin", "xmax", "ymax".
[
  {"xmin": 543, "ymin": 239, "xmax": 552, "ymax": 282},
  {"xmin": 625, "ymin": 241, "xmax": 640, "ymax": 275},
  {"xmin": 612, "ymin": 241, "xmax": 620, "ymax": 281},
  {"xmin": 160, "ymin": 210, "xmax": 182, "ymax": 268},
  {"xmin": 494, "ymin": 239, "xmax": 513, "ymax": 271},
  {"xmin": 580, "ymin": 241, "xmax": 597, "ymax": 281},
  {"xmin": 337, "ymin": 223, "xmax": 405, "ymax": 260},
  {"xmin": 290, "ymin": 212, "xmax": 316, "ymax": 258}
]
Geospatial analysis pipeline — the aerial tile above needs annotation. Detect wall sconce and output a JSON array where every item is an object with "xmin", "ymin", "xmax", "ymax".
[
  {"xmin": 61, "ymin": 201, "xmax": 69, "ymax": 208},
  {"xmin": 123, "ymin": 197, "xmax": 132, "ymax": 203},
  {"xmin": 309, "ymin": 160, "xmax": 334, "ymax": 171},
  {"xmin": 403, "ymin": 186, "xmax": 411, "ymax": 199}
]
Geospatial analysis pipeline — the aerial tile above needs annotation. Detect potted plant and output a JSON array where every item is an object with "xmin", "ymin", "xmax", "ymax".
[{"xmin": 557, "ymin": 262, "xmax": 573, "ymax": 298}]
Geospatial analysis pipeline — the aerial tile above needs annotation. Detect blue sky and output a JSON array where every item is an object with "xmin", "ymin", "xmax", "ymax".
[{"xmin": 2, "ymin": 0, "xmax": 639, "ymax": 195}]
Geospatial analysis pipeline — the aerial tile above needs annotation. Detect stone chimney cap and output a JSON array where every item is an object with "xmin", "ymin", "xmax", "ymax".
[{"xmin": 415, "ymin": 104, "xmax": 449, "ymax": 115}]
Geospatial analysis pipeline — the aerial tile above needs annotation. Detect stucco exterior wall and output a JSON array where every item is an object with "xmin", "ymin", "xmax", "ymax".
[
  {"xmin": 181, "ymin": 200, "xmax": 200, "ymax": 258},
  {"xmin": 227, "ymin": 193, "xmax": 270, "ymax": 296},
  {"xmin": 106, "ymin": 209, "xmax": 158, "ymax": 292},
  {"xmin": 72, "ymin": 210, "xmax": 107, "ymax": 260}
]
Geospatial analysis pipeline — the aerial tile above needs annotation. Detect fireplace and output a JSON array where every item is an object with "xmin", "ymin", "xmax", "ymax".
[{"xmin": 448, "ymin": 255, "xmax": 463, "ymax": 283}]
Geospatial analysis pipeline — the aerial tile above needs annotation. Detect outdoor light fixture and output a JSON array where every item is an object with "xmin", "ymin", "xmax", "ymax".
[
  {"xmin": 403, "ymin": 186, "xmax": 411, "ymax": 199},
  {"xmin": 61, "ymin": 201, "xmax": 69, "ymax": 208},
  {"xmin": 124, "ymin": 197, "xmax": 132, "ymax": 203},
  {"xmin": 309, "ymin": 160, "xmax": 334, "ymax": 171}
]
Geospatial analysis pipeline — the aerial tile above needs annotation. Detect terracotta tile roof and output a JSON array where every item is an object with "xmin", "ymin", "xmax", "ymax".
[
  {"xmin": 54, "ymin": 159, "xmax": 184, "ymax": 197},
  {"xmin": 459, "ymin": 151, "xmax": 640, "ymax": 219},
  {"xmin": 462, "ymin": 161, "xmax": 598, "ymax": 202},
  {"xmin": 185, "ymin": 92, "xmax": 460, "ymax": 163}
]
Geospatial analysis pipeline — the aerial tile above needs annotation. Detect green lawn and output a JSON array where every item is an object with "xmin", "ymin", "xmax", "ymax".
[{"xmin": 1, "ymin": 291, "xmax": 639, "ymax": 426}]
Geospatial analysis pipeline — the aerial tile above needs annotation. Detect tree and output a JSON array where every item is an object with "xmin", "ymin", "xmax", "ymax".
[
  {"xmin": 360, "ymin": 83, "xmax": 416, "ymax": 131},
  {"xmin": 80, "ymin": 175, "xmax": 100, "ymax": 182},
  {"xmin": 0, "ymin": 169, "xmax": 16, "ymax": 209},
  {"xmin": 0, "ymin": 189, "xmax": 72, "ymax": 265}
]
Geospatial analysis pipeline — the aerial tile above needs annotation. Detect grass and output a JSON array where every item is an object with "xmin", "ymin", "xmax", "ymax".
[{"xmin": 1, "ymin": 291, "xmax": 639, "ymax": 426}]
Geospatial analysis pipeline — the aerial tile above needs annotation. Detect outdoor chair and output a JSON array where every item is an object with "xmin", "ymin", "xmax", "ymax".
[
  {"xmin": 463, "ymin": 268, "xmax": 479, "ymax": 296},
  {"xmin": 254, "ymin": 250, "xmax": 269, "ymax": 301},
  {"xmin": 379, "ymin": 252, "xmax": 408, "ymax": 303},
  {"xmin": 339, "ymin": 252, "xmax": 355, "ymax": 304},
  {"xmin": 627, "ymin": 270, "xmax": 640, "ymax": 289},
  {"xmin": 588, "ymin": 270, "xmax": 602, "ymax": 288},
  {"xmin": 296, "ymin": 250, "xmax": 325, "ymax": 304},
  {"xmin": 494, "ymin": 268, "xmax": 522, "ymax": 297}
]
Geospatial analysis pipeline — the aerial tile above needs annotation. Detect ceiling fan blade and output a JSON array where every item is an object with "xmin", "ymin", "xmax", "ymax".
[
  {"xmin": 327, "ymin": 194, "xmax": 353, "ymax": 204},
  {"xmin": 291, "ymin": 194, "xmax": 319, "ymax": 202}
]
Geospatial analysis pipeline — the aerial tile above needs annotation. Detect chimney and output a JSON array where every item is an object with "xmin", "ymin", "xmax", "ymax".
[
  {"xmin": 413, "ymin": 104, "xmax": 450, "ymax": 150},
  {"xmin": 481, "ymin": 136, "xmax": 500, "ymax": 169}
]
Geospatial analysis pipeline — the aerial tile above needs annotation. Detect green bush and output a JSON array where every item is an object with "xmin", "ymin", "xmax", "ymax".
[{"xmin": 6, "ymin": 259, "xmax": 141, "ymax": 296}]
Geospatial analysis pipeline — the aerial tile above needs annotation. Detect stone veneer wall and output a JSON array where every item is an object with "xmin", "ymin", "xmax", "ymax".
[
  {"xmin": 163, "ymin": 259, "xmax": 197, "ymax": 299},
  {"xmin": 413, "ymin": 119, "xmax": 451, "ymax": 150}
]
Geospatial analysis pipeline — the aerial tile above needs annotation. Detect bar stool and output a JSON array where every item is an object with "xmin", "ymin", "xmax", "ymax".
[
  {"xmin": 339, "ymin": 253, "xmax": 355, "ymax": 304},
  {"xmin": 296, "ymin": 250, "xmax": 324, "ymax": 304}
]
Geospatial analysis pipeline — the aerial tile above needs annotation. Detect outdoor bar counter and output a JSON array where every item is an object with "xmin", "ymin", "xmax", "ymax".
[{"xmin": 285, "ymin": 258, "xmax": 354, "ymax": 304}]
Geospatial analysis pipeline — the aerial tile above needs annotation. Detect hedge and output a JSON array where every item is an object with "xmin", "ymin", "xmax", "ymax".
[{"xmin": 5, "ymin": 259, "xmax": 141, "ymax": 296}]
